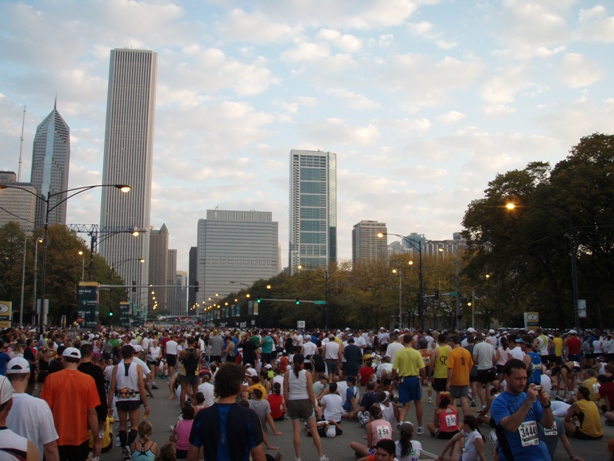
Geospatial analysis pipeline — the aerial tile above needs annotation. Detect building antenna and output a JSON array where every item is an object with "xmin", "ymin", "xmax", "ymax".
[{"xmin": 17, "ymin": 106, "xmax": 26, "ymax": 182}]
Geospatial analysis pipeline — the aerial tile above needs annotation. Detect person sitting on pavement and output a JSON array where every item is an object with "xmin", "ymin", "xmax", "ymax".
[
  {"xmin": 357, "ymin": 422, "xmax": 422, "ymax": 461},
  {"xmin": 130, "ymin": 420, "xmax": 158, "ymax": 461},
  {"xmin": 563, "ymin": 386, "xmax": 603, "ymax": 440},
  {"xmin": 538, "ymin": 416, "xmax": 584, "ymax": 461},
  {"xmin": 426, "ymin": 392, "xmax": 461, "ymax": 439},
  {"xmin": 248, "ymin": 388, "xmax": 283, "ymax": 450},
  {"xmin": 349, "ymin": 404, "xmax": 393, "ymax": 458},
  {"xmin": 434, "ymin": 415, "xmax": 486, "ymax": 461}
]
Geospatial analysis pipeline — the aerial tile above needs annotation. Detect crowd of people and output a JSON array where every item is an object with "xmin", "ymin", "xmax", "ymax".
[{"xmin": 0, "ymin": 324, "xmax": 611, "ymax": 460}]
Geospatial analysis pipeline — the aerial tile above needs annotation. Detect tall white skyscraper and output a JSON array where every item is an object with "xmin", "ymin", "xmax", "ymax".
[
  {"xmin": 31, "ymin": 101, "xmax": 70, "ymax": 228},
  {"xmin": 196, "ymin": 210, "xmax": 279, "ymax": 304},
  {"xmin": 99, "ymin": 49, "xmax": 157, "ymax": 299},
  {"xmin": 289, "ymin": 149, "xmax": 337, "ymax": 275}
]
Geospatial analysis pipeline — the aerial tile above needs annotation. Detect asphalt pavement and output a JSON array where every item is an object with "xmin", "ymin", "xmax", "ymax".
[{"xmin": 100, "ymin": 384, "xmax": 614, "ymax": 461}]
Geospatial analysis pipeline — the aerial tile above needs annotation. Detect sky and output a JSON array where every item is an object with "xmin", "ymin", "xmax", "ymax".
[{"xmin": 1, "ymin": 0, "xmax": 613, "ymax": 273}]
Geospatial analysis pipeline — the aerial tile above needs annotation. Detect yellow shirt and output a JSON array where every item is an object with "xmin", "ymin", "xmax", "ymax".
[
  {"xmin": 576, "ymin": 398, "xmax": 603, "ymax": 438},
  {"xmin": 433, "ymin": 345, "xmax": 450, "ymax": 379},
  {"xmin": 393, "ymin": 346, "xmax": 425, "ymax": 377},
  {"xmin": 553, "ymin": 337, "xmax": 563, "ymax": 357},
  {"xmin": 582, "ymin": 377, "xmax": 600, "ymax": 402},
  {"xmin": 447, "ymin": 346, "xmax": 473, "ymax": 386}
]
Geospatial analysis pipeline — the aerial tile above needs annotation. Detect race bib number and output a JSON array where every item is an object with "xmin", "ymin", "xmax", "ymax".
[
  {"xmin": 518, "ymin": 421, "xmax": 539, "ymax": 447},
  {"xmin": 542, "ymin": 425, "xmax": 558, "ymax": 437},
  {"xmin": 424, "ymin": 357, "xmax": 430, "ymax": 364},
  {"xmin": 445, "ymin": 414, "xmax": 457, "ymax": 427},
  {"xmin": 593, "ymin": 383, "xmax": 601, "ymax": 393},
  {"xmin": 376, "ymin": 424, "xmax": 391, "ymax": 439}
]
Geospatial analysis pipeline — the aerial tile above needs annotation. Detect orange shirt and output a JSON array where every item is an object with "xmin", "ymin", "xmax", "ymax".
[
  {"xmin": 446, "ymin": 347, "xmax": 473, "ymax": 386},
  {"xmin": 41, "ymin": 368, "xmax": 100, "ymax": 446}
]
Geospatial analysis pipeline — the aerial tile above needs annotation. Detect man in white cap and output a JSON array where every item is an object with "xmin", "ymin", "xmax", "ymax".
[
  {"xmin": 0, "ymin": 374, "xmax": 42, "ymax": 460},
  {"xmin": 6, "ymin": 357, "xmax": 58, "ymax": 461},
  {"xmin": 41, "ymin": 347, "xmax": 101, "ymax": 461}
]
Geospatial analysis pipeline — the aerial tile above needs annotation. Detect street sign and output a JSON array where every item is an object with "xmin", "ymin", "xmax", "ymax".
[
  {"xmin": 297, "ymin": 320, "xmax": 305, "ymax": 329},
  {"xmin": 314, "ymin": 300, "xmax": 326, "ymax": 305},
  {"xmin": 578, "ymin": 299, "xmax": 587, "ymax": 318}
]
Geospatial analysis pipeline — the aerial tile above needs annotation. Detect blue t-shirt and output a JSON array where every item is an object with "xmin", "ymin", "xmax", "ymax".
[
  {"xmin": 491, "ymin": 391, "xmax": 550, "ymax": 461},
  {"xmin": 0, "ymin": 353, "xmax": 10, "ymax": 375},
  {"xmin": 343, "ymin": 385, "xmax": 357, "ymax": 412}
]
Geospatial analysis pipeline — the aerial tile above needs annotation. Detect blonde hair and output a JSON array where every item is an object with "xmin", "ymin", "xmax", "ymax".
[{"xmin": 138, "ymin": 420, "xmax": 153, "ymax": 439}]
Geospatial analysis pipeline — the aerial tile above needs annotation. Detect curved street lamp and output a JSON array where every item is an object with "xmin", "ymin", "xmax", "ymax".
[
  {"xmin": 378, "ymin": 232, "xmax": 425, "ymax": 330},
  {"xmin": 0, "ymin": 183, "xmax": 130, "ymax": 333}
]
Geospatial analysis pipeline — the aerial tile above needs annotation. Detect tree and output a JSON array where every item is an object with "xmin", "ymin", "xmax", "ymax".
[{"xmin": 461, "ymin": 133, "xmax": 614, "ymax": 328}]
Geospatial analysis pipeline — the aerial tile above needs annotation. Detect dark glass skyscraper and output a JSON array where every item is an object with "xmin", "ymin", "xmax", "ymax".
[
  {"xmin": 289, "ymin": 150, "xmax": 337, "ymax": 274},
  {"xmin": 31, "ymin": 101, "xmax": 70, "ymax": 228}
]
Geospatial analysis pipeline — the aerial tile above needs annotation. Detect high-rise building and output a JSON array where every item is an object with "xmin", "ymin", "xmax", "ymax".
[
  {"xmin": 289, "ymin": 149, "xmax": 337, "ymax": 275},
  {"xmin": 99, "ymin": 48, "xmax": 157, "ymax": 296},
  {"xmin": 196, "ymin": 210, "xmax": 279, "ymax": 304},
  {"xmin": 166, "ymin": 249, "xmax": 177, "ymax": 313},
  {"xmin": 30, "ymin": 101, "xmax": 70, "ymax": 228},
  {"xmin": 148, "ymin": 224, "xmax": 168, "ymax": 311},
  {"xmin": 352, "ymin": 220, "xmax": 387, "ymax": 264},
  {"xmin": 0, "ymin": 171, "xmax": 37, "ymax": 230},
  {"xmin": 188, "ymin": 246, "xmax": 198, "ymax": 309},
  {"xmin": 173, "ymin": 270, "xmax": 188, "ymax": 316}
]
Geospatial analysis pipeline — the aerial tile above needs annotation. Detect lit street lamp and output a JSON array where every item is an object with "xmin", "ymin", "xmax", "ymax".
[
  {"xmin": 392, "ymin": 261, "xmax": 413, "ymax": 330},
  {"xmin": 379, "ymin": 232, "xmax": 425, "ymax": 330},
  {"xmin": 0, "ymin": 183, "xmax": 130, "ymax": 334}
]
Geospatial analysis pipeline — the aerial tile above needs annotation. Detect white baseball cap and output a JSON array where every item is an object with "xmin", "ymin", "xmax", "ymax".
[
  {"xmin": 62, "ymin": 347, "xmax": 81, "ymax": 359},
  {"xmin": 0, "ymin": 376, "xmax": 13, "ymax": 405},
  {"xmin": 5, "ymin": 357, "xmax": 30, "ymax": 375}
]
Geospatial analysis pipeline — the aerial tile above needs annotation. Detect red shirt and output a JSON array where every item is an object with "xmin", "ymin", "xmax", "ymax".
[
  {"xmin": 359, "ymin": 365, "xmax": 375, "ymax": 385},
  {"xmin": 268, "ymin": 393, "xmax": 284, "ymax": 419},
  {"xmin": 566, "ymin": 336, "xmax": 581, "ymax": 355}
]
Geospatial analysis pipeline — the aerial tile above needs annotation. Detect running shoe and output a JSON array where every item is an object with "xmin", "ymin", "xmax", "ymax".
[
  {"xmin": 427, "ymin": 397, "xmax": 433, "ymax": 404},
  {"xmin": 470, "ymin": 399, "xmax": 476, "ymax": 407},
  {"xmin": 489, "ymin": 431, "xmax": 498, "ymax": 447},
  {"xmin": 416, "ymin": 426, "xmax": 424, "ymax": 436}
]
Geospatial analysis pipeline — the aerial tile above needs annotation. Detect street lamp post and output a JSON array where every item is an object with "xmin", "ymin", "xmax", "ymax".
[
  {"xmin": 31, "ymin": 237, "xmax": 43, "ymax": 326},
  {"xmin": 379, "ymin": 232, "xmax": 425, "ymax": 330},
  {"xmin": 0, "ymin": 183, "xmax": 130, "ymax": 334}
]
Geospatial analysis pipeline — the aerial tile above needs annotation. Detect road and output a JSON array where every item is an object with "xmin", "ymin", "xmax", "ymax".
[{"xmin": 100, "ymin": 384, "xmax": 613, "ymax": 461}]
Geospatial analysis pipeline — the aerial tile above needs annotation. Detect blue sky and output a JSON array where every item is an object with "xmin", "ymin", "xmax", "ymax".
[{"xmin": 1, "ymin": 0, "xmax": 613, "ymax": 271}]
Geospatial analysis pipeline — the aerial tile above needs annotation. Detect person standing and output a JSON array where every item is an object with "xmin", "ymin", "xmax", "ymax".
[
  {"xmin": 473, "ymin": 334, "xmax": 496, "ymax": 410},
  {"xmin": 323, "ymin": 334, "xmax": 342, "ymax": 381},
  {"xmin": 490, "ymin": 359, "xmax": 553, "ymax": 461},
  {"xmin": 343, "ymin": 337, "xmax": 362, "ymax": 379},
  {"xmin": 40, "ymin": 347, "xmax": 101, "ymax": 461},
  {"xmin": 0, "ymin": 375, "xmax": 40, "ymax": 460},
  {"xmin": 446, "ymin": 334, "xmax": 473, "ymax": 419},
  {"xmin": 179, "ymin": 337, "xmax": 200, "ymax": 409},
  {"xmin": 391, "ymin": 333, "xmax": 426, "ymax": 435},
  {"xmin": 209, "ymin": 330, "xmax": 224, "ymax": 364},
  {"xmin": 431, "ymin": 334, "xmax": 450, "ymax": 405},
  {"xmin": 78, "ymin": 344, "xmax": 108, "ymax": 430},
  {"xmin": 5, "ymin": 357, "xmax": 58, "ymax": 461},
  {"xmin": 284, "ymin": 354, "xmax": 329, "ymax": 461},
  {"xmin": 187, "ymin": 363, "xmax": 265, "ymax": 461},
  {"xmin": 108, "ymin": 344, "xmax": 150, "ymax": 460}
]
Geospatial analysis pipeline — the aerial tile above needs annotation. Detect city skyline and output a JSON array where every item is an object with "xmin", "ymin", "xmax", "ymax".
[{"xmin": 1, "ymin": 1, "xmax": 613, "ymax": 273}]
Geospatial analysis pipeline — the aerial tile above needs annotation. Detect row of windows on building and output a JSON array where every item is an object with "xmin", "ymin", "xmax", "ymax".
[{"xmin": 205, "ymin": 259, "xmax": 273, "ymax": 265}]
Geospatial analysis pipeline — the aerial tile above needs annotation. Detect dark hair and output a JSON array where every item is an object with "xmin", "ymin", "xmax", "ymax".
[
  {"xmin": 292, "ymin": 354, "xmax": 304, "ymax": 377},
  {"xmin": 438, "ymin": 333, "xmax": 447, "ymax": 343},
  {"xmin": 155, "ymin": 443, "xmax": 176, "ymax": 461},
  {"xmin": 403, "ymin": 333, "xmax": 413, "ymax": 344},
  {"xmin": 439, "ymin": 393, "xmax": 452, "ymax": 409},
  {"xmin": 194, "ymin": 392, "xmax": 205, "ymax": 405},
  {"xmin": 329, "ymin": 382, "xmax": 337, "ymax": 393},
  {"xmin": 121, "ymin": 344, "xmax": 134, "ymax": 359},
  {"xmin": 499, "ymin": 336, "xmax": 508, "ymax": 350},
  {"xmin": 80, "ymin": 343, "xmax": 94, "ymax": 357},
  {"xmin": 463, "ymin": 415, "xmax": 481, "ymax": 434},
  {"xmin": 398, "ymin": 425, "xmax": 414, "ymax": 457},
  {"xmin": 214, "ymin": 363, "xmax": 245, "ymax": 398},
  {"xmin": 252, "ymin": 388, "xmax": 263, "ymax": 399},
  {"xmin": 369, "ymin": 403, "xmax": 382, "ymax": 419},
  {"xmin": 375, "ymin": 439, "xmax": 395, "ymax": 456},
  {"xmin": 182, "ymin": 405, "xmax": 195, "ymax": 420},
  {"xmin": 273, "ymin": 382, "xmax": 281, "ymax": 395},
  {"xmin": 502, "ymin": 358, "xmax": 526, "ymax": 377}
]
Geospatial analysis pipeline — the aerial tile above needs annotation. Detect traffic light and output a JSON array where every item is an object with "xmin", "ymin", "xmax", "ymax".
[
  {"xmin": 109, "ymin": 311, "xmax": 114, "ymax": 317},
  {"xmin": 257, "ymin": 297, "xmax": 261, "ymax": 303},
  {"xmin": 194, "ymin": 281, "xmax": 199, "ymax": 292},
  {"xmin": 295, "ymin": 298, "xmax": 300, "ymax": 305}
]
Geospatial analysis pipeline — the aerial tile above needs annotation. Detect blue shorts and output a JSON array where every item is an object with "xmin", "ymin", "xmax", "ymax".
[{"xmin": 398, "ymin": 376, "xmax": 421, "ymax": 403}]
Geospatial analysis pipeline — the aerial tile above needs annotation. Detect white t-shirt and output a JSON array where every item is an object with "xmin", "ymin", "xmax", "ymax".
[
  {"xmin": 197, "ymin": 382, "xmax": 215, "ymax": 407},
  {"xmin": 385, "ymin": 342, "xmax": 404, "ymax": 363},
  {"xmin": 320, "ymin": 393, "xmax": 343, "ymax": 422},
  {"xmin": 396, "ymin": 439, "xmax": 422, "ymax": 461},
  {"xmin": 336, "ymin": 381, "xmax": 349, "ymax": 405},
  {"xmin": 509, "ymin": 346, "xmax": 525, "ymax": 361},
  {"xmin": 7, "ymin": 392, "xmax": 59, "ymax": 458},
  {"xmin": 165, "ymin": 340, "xmax": 178, "ymax": 355}
]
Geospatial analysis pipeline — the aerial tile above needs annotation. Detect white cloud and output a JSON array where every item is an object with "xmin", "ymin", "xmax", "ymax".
[
  {"xmin": 557, "ymin": 53, "xmax": 604, "ymax": 88},
  {"xmin": 574, "ymin": 5, "xmax": 614, "ymax": 43},
  {"xmin": 481, "ymin": 64, "xmax": 532, "ymax": 114},
  {"xmin": 302, "ymin": 118, "xmax": 380, "ymax": 146},
  {"xmin": 218, "ymin": 9, "xmax": 295, "ymax": 43},
  {"xmin": 317, "ymin": 28, "xmax": 363, "ymax": 52},
  {"xmin": 437, "ymin": 111, "xmax": 466, "ymax": 124},
  {"xmin": 324, "ymin": 88, "xmax": 381, "ymax": 110}
]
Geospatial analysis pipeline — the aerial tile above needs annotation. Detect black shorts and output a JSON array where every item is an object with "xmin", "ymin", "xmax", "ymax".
[
  {"xmin": 147, "ymin": 359, "xmax": 160, "ymax": 367},
  {"xmin": 116, "ymin": 400, "xmax": 141, "ymax": 412},
  {"xmin": 477, "ymin": 368, "xmax": 496, "ymax": 385},
  {"xmin": 166, "ymin": 354, "xmax": 177, "ymax": 367},
  {"xmin": 574, "ymin": 427, "xmax": 602, "ymax": 440},
  {"xmin": 469, "ymin": 374, "xmax": 478, "ymax": 383},
  {"xmin": 436, "ymin": 429, "xmax": 459, "ymax": 439},
  {"xmin": 314, "ymin": 363, "xmax": 326, "ymax": 373},
  {"xmin": 433, "ymin": 378, "xmax": 447, "ymax": 392}
]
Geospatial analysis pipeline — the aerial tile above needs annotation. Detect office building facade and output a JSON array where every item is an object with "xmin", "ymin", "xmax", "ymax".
[
  {"xmin": 166, "ymin": 249, "xmax": 177, "ymax": 313},
  {"xmin": 352, "ymin": 220, "xmax": 387, "ymax": 264},
  {"xmin": 31, "ymin": 101, "xmax": 70, "ymax": 228},
  {"xmin": 289, "ymin": 149, "xmax": 337, "ymax": 275},
  {"xmin": 148, "ymin": 224, "xmax": 168, "ymax": 310},
  {"xmin": 0, "ymin": 172, "xmax": 37, "ymax": 230},
  {"xmin": 99, "ymin": 48, "xmax": 157, "ymax": 297},
  {"xmin": 188, "ymin": 246, "xmax": 198, "ymax": 309},
  {"xmin": 196, "ymin": 210, "xmax": 279, "ymax": 304}
]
